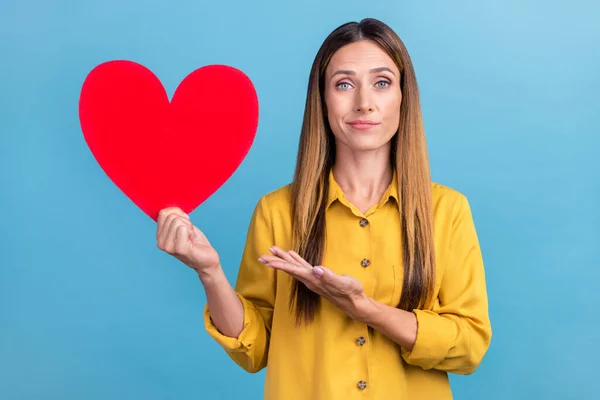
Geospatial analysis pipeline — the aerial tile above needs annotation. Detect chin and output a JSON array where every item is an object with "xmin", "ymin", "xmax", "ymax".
[{"xmin": 347, "ymin": 136, "xmax": 392, "ymax": 152}]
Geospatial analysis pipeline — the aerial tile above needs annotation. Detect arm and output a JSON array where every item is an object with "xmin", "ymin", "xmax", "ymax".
[
  {"xmin": 199, "ymin": 266, "xmax": 244, "ymax": 339},
  {"xmin": 359, "ymin": 300, "xmax": 418, "ymax": 350},
  {"xmin": 360, "ymin": 194, "xmax": 492, "ymax": 374},
  {"xmin": 203, "ymin": 196, "xmax": 277, "ymax": 373}
]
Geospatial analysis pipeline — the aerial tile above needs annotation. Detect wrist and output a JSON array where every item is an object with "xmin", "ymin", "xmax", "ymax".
[
  {"xmin": 196, "ymin": 263, "xmax": 225, "ymax": 285},
  {"xmin": 352, "ymin": 294, "xmax": 381, "ymax": 324}
]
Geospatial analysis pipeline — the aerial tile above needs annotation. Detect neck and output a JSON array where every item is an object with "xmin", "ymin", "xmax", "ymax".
[{"xmin": 332, "ymin": 143, "xmax": 394, "ymax": 201}]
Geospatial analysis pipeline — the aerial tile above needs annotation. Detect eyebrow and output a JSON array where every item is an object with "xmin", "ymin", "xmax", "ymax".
[{"xmin": 330, "ymin": 67, "xmax": 396, "ymax": 79}]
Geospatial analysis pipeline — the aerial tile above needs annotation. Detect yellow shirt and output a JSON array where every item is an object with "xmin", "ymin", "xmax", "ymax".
[{"xmin": 204, "ymin": 169, "xmax": 492, "ymax": 399}]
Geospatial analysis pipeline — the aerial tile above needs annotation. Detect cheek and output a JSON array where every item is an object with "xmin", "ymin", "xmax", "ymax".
[
  {"xmin": 382, "ymin": 94, "xmax": 402, "ymax": 122},
  {"xmin": 326, "ymin": 95, "xmax": 350, "ymax": 125}
]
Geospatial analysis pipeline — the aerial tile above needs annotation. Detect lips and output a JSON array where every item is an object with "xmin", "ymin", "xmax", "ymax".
[{"xmin": 347, "ymin": 120, "xmax": 380, "ymax": 130}]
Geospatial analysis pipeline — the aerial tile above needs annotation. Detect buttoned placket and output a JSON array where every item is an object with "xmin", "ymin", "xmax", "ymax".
[{"xmin": 356, "ymin": 215, "xmax": 372, "ymax": 393}]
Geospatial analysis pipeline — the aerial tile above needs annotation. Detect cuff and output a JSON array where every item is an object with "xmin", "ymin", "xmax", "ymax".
[
  {"xmin": 400, "ymin": 309, "xmax": 457, "ymax": 369},
  {"xmin": 203, "ymin": 292, "xmax": 260, "ymax": 353}
]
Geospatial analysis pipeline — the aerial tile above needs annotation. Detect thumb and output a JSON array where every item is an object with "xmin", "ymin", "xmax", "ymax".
[
  {"xmin": 312, "ymin": 265, "xmax": 336, "ymax": 285},
  {"xmin": 192, "ymin": 225, "xmax": 211, "ymax": 245}
]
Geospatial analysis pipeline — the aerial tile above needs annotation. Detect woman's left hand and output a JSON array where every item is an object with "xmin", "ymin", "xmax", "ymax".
[{"xmin": 258, "ymin": 246, "xmax": 373, "ymax": 321}]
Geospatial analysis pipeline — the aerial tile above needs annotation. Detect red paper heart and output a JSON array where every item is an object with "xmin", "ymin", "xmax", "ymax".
[{"xmin": 79, "ymin": 60, "xmax": 259, "ymax": 221}]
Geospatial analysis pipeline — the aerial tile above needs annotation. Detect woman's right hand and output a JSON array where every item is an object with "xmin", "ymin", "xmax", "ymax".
[{"xmin": 156, "ymin": 207, "xmax": 221, "ymax": 276}]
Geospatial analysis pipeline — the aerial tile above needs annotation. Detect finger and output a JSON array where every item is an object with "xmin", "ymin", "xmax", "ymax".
[
  {"xmin": 268, "ymin": 246, "xmax": 307, "ymax": 268},
  {"xmin": 317, "ymin": 268, "xmax": 362, "ymax": 297},
  {"xmin": 260, "ymin": 258, "xmax": 307, "ymax": 279},
  {"xmin": 164, "ymin": 216, "xmax": 192, "ymax": 253},
  {"xmin": 313, "ymin": 265, "xmax": 338, "ymax": 286},
  {"xmin": 157, "ymin": 209, "xmax": 170, "ymax": 241},
  {"xmin": 259, "ymin": 254, "xmax": 303, "ymax": 271},
  {"xmin": 173, "ymin": 224, "xmax": 191, "ymax": 255},
  {"xmin": 261, "ymin": 258, "xmax": 324, "ymax": 292},
  {"xmin": 287, "ymin": 250, "xmax": 313, "ymax": 270},
  {"xmin": 157, "ymin": 207, "xmax": 189, "ymax": 241},
  {"xmin": 158, "ymin": 213, "xmax": 179, "ymax": 248},
  {"xmin": 269, "ymin": 247, "xmax": 312, "ymax": 273}
]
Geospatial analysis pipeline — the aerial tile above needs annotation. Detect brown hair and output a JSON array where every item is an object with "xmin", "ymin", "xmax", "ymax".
[{"xmin": 289, "ymin": 18, "xmax": 436, "ymax": 325}]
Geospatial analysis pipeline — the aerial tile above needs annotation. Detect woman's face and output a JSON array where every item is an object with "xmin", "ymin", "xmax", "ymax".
[{"xmin": 324, "ymin": 40, "xmax": 402, "ymax": 152}]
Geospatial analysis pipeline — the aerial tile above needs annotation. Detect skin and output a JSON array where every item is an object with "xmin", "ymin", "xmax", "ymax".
[
  {"xmin": 324, "ymin": 39, "xmax": 402, "ymax": 214},
  {"xmin": 156, "ymin": 40, "xmax": 418, "ymax": 351}
]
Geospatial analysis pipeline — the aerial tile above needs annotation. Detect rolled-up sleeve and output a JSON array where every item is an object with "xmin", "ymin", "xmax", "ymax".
[
  {"xmin": 203, "ymin": 195, "xmax": 276, "ymax": 373},
  {"xmin": 401, "ymin": 195, "xmax": 492, "ymax": 374}
]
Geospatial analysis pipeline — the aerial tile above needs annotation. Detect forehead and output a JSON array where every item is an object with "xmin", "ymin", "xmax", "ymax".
[{"xmin": 326, "ymin": 40, "xmax": 398, "ymax": 74}]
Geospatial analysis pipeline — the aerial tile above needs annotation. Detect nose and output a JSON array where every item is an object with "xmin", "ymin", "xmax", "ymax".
[{"xmin": 355, "ymin": 86, "xmax": 374, "ymax": 113}]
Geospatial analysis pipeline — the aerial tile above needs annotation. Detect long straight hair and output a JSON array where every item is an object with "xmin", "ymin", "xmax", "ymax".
[{"xmin": 289, "ymin": 18, "xmax": 436, "ymax": 325}]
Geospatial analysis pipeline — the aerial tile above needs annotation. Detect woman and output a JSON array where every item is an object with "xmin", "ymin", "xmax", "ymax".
[{"xmin": 156, "ymin": 18, "xmax": 492, "ymax": 400}]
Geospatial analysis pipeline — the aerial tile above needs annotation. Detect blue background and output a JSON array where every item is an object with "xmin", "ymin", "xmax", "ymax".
[{"xmin": 1, "ymin": 1, "xmax": 598, "ymax": 399}]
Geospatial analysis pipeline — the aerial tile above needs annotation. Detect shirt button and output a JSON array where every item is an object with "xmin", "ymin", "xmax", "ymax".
[
  {"xmin": 356, "ymin": 336, "xmax": 366, "ymax": 346},
  {"xmin": 361, "ymin": 258, "xmax": 371, "ymax": 267},
  {"xmin": 357, "ymin": 380, "xmax": 367, "ymax": 390},
  {"xmin": 359, "ymin": 218, "xmax": 369, "ymax": 227}
]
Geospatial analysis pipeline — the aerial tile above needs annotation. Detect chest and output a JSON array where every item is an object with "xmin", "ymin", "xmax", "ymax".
[{"xmin": 322, "ymin": 205, "xmax": 404, "ymax": 306}]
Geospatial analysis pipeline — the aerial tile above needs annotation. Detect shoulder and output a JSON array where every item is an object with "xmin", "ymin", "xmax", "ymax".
[
  {"xmin": 255, "ymin": 182, "xmax": 293, "ymax": 216},
  {"xmin": 249, "ymin": 183, "xmax": 294, "ymax": 245},
  {"xmin": 431, "ymin": 181, "xmax": 465, "ymax": 202},
  {"xmin": 250, "ymin": 182, "xmax": 294, "ymax": 232},
  {"xmin": 260, "ymin": 182, "xmax": 293, "ymax": 208},
  {"xmin": 431, "ymin": 181, "xmax": 471, "ymax": 221}
]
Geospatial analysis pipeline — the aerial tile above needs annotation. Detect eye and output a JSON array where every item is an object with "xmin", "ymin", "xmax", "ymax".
[
  {"xmin": 375, "ymin": 80, "xmax": 391, "ymax": 88},
  {"xmin": 336, "ymin": 81, "xmax": 353, "ymax": 90}
]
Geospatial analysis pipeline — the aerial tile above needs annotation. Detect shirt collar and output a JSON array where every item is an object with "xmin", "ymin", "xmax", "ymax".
[{"xmin": 326, "ymin": 168, "xmax": 399, "ymax": 209}]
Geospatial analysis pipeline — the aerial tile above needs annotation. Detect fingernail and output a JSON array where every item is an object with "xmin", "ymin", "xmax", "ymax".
[
  {"xmin": 258, "ymin": 257, "xmax": 265, "ymax": 263},
  {"xmin": 269, "ymin": 247, "xmax": 276, "ymax": 254},
  {"xmin": 313, "ymin": 267, "xmax": 324, "ymax": 277}
]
